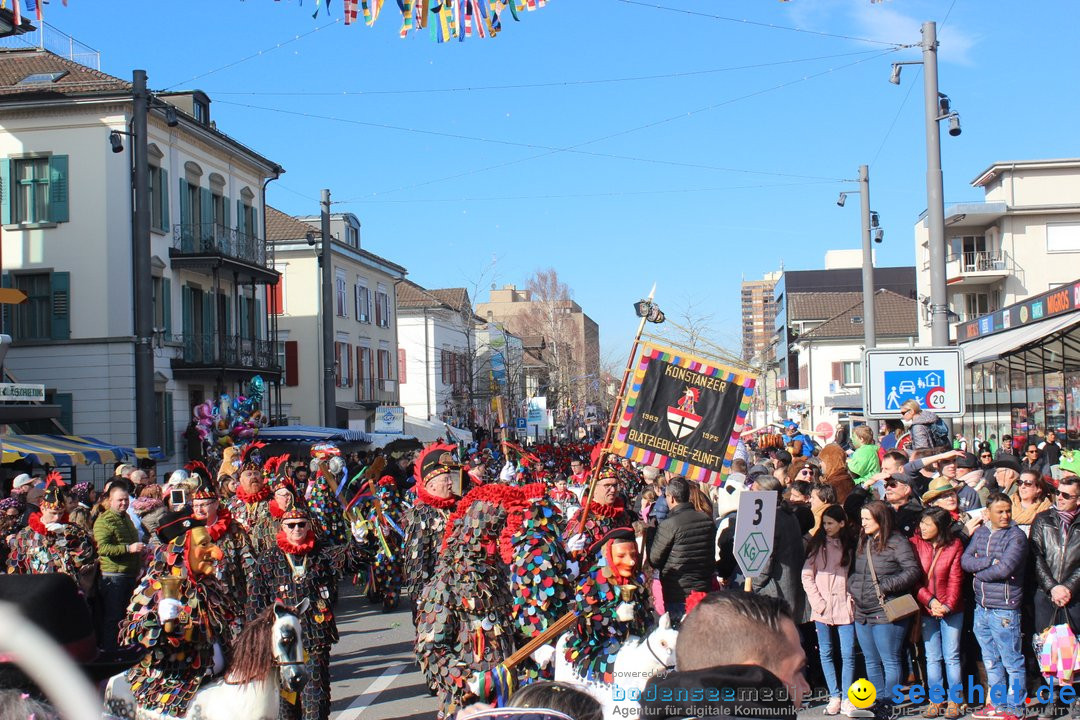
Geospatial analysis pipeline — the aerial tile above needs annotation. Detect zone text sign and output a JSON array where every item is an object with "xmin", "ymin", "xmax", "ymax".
[{"xmin": 864, "ymin": 348, "xmax": 965, "ymax": 419}]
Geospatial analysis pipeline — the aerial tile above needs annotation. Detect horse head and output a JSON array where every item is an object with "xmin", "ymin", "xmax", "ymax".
[
  {"xmin": 272, "ymin": 599, "xmax": 310, "ymax": 695},
  {"xmin": 647, "ymin": 612, "xmax": 678, "ymax": 671}
]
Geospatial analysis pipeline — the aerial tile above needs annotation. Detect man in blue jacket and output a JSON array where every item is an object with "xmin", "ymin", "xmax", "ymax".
[
  {"xmin": 783, "ymin": 420, "xmax": 814, "ymax": 457},
  {"xmin": 961, "ymin": 491, "xmax": 1028, "ymax": 720}
]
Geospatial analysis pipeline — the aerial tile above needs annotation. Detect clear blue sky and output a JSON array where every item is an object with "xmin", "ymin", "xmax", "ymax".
[{"xmin": 34, "ymin": 0, "xmax": 1080, "ymax": 362}]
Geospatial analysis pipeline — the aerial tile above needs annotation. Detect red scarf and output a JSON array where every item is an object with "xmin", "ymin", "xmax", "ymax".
[
  {"xmin": 235, "ymin": 485, "xmax": 270, "ymax": 504},
  {"xmin": 415, "ymin": 483, "xmax": 457, "ymax": 510},
  {"xmin": 269, "ymin": 501, "xmax": 288, "ymax": 519},
  {"xmin": 205, "ymin": 507, "xmax": 234, "ymax": 541},
  {"xmin": 27, "ymin": 512, "xmax": 48, "ymax": 535},
  {"xmin": 590, "ymin": 500, "xmax": 626, "ymax": 519},
  {"xmin": 276, "ymin": 529, "xmax": 315, "ymax": 556}
]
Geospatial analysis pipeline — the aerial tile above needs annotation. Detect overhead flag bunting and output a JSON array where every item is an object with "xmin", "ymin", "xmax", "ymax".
[{"xmin": 331, "ymin": 0, "xmax": 546, "ymax": 42}]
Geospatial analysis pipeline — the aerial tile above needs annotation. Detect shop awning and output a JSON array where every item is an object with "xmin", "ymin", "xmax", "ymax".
[
  {"xmin": 402, "ymin": 416, "xmax": 474, "ymax": 444},
  {"xmin": 960, "ymin": 312, "xmax": 1080, "ymax": 367},
  {"xmin": 1, "ymin": 434, "xmax": 164, "ymax": 466},
  {"xmin": 257, "ymin": 425, "xmax": 371, "ymax": 444}
]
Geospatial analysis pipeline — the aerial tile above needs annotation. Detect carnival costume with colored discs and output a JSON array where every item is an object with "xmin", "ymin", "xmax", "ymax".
[
  {"xmin": 415, "ymin": 484, "xmax": 522, "ymax": 717},
  {"xmin": 247, "ymin": 507, "xmax": 341, "ymax": 720},
  {"xmin": 352, "ymin": 475, "xmax": 406, "ymax": 610},
  {"xmin": 5, "ymin": 481, "xmax": 97, "ymax": 587},
  {"xmin": 562, "ymin": 528, "xmax": 650, "ymax": 685},
  {"xmin": 402, "ymin": 442, "xmax": 460, "ymax": 598},
  {"xmin": 225, "ymin": 445, "xmax": 276, "ymax": 554},
  {"xmin": 120, "ymin": 512, "xmax": 238, "ymax": 717},
  {"xmin": 190, "ymin": 466, "xmax": 255, "ymax": 618},
  {"xmin": 564, "ymin": 467, "xmax": 635, "ymax": 563},
  {"xmin": 504, "ymin": 483, "xmax": 572, "ymax": 644},
  {"xmin": 306, "ymin": 443, "xmax": 349, "ymax": 546}
]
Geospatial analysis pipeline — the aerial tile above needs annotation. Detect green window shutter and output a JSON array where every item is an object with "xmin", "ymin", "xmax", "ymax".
[
  {"xmin": 1, "ymin": 273, "xmax": 10, "ymax": 333},
  {"xmin": 49, "ymin": 271, "xmax": 70, "ymax": 340},
  {"xmin": 47, "ymin": 155, "xmax": 69, "ymax": 223},
  {"xmin": 163, "ymin": 392, "xmax": 175, "ymax": 457},
  {"xmin": 223, "ymin": 196, "xmax": 230, "ymax": 229},
  {"xmin": 224, "ymin": 295, "xmax": 232, "ymax": 336},
  {"xmin": 200, "ymin": 187, "xmax": 212, "ymax": 228},
  {"xmin": 55, "ymin": 393, "xmax": 74, "ymax": 433},
  {"xmin": 179, "ymin": 178, "xmax": 189, "ymax": 224},
  {"xmin": 162, "ymin": 278, "xmax": 172, "ymax": 335},
  {"xmin": 201, "ymin": 289, "xmax": 215, "ymax": 361},
  {"xmin": 181, "ymin": 285, "xmax": 193, "ymax": 336},
  {"xmin": 254, "ymin": 298, "xmax": 262, "ymax": 339},
  {"xmin": 159, "ymin": 168, "xmax": 170, "ymax": 231},
  {"xmin": 239, "ymin": 296, "xmax": 248, "ymax": 338},
  {"xmin": 0, "ymin": 159, "xmax": 10, "ymax": 225},
  {"xmin": 236, "ymin": 199, "xmax": 246, "ymax": 235}
]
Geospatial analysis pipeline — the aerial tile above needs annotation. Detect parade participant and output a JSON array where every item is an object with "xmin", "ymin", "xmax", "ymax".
[
  {"xmin": 94, "ymin": 481, "xmax": 143, "ymax": 653},
  {"xmin": 6, "ymin": 481, "xmax": 97, "ymax": 595},
  {"xmin": 270, "ymin": 468, "xmax": 300, "ymax": 520},
  {"xmin": 548, "ymin": 474, "xmax": 577, "ymax": 517},
  {"xmin": 226, "ymin": 445, "xmax": 276, "ymax": 554},
  {"xmin": 402, "ymin": 442, "xmax": 461, "ymax": 601},
  {"xmin": 568, "ymin": 458, "xmax": 589, "ymax": 501},
  {"xmin": 415, "ymin": 484, "xmax": 522, "ymax": 718},
  {"xmin": 353, "ymin": 476, "xmax": 406, "ymax": 611},
  {"xmin": 190, "ymin": 472, "xmax": 254, "ymax": 614},
  {"xmin": 0, "ymin": 497, "xmax": 20, "ymax": 567},
  {"xmin": 119, "ymin": 510, "xmax": 236, "ymax": 717},
  {"xmin": 616, "ymin": 457, "xmax": 645, "ymax": 505},
  {"xmin": 564, "ymin": 466, "xmax": 635, "ymax": 568},
  {"xmin": 562, "ymin": 527, "xmax": 651, "ymax": 685},
  {"xmin": 248, "ymin": 507, "xmax": 341, "ymax": 720},
  {"xmin": 306, "ymin": 443, "xmax": 349, "ymax": 545},
  {"xmin": 68, "ymin": 481, "xmax": 96, "ymax": 535}
]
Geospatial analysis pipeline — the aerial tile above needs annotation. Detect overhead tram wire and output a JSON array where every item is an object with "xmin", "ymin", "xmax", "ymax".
[
  {"xmin": 202, "ymin": 48, "xmax": 887, "ymax": 97},
  {"xmin": 160, "ymin": 18, "xmax": 342, "ymax": 92},
  {"xmin": 615, "ymin": 0, "xmax": 910, "ymax": 47},
  {"xmin": 339, "ymin": 46, "xmax": 902, "ymax": 200}
]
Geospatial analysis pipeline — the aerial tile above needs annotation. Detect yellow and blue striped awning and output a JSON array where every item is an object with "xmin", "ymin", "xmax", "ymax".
[{"xmin": 1, "ymin": 434, "xmax": 164, "ymax": 466}]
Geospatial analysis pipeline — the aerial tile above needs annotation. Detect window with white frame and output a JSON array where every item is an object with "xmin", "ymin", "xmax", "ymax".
[
  {"xmin": 842, "ymin": 361, "xmax": 862, "ymax": 387},
  {"xmin": 1047, "ymin": 222, "xmax": 1080, "ymax": 253},
  {"xmin": 355, "ymin": 279, "xmax": 370, "ymax": 323},
  {"xmin": 335, "ymin": 271, "xmax": 348, "ymax": 317}
]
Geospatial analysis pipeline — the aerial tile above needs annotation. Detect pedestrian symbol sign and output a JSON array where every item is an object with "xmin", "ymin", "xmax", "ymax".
[
  {"xmin": 733, "ymin": 491, "xmax": 776, "ymax": 579},
  {"xmin": 864, "ymin": 348, "xmax": 965, "ymax": 419}
]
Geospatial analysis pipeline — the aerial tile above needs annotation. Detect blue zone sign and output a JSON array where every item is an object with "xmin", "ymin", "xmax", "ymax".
[{"xmin": 864, "ymin": 348, "xmax": 965, "ymax": 418}]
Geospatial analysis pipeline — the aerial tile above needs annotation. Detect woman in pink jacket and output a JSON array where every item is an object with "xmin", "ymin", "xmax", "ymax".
[{"xmin": 801, "ymin": 504, "xmax": 857, "ymax": 716}]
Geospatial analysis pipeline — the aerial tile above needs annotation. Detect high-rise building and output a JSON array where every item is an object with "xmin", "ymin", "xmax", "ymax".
[{"xmin": 741, "ymin": 272, "xmax": 781, "ymax": 361}]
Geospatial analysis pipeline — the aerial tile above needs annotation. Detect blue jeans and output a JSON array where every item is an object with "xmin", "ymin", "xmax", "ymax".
[
  {"xmin": 922, "ymin": 611, "xmax": 964, "ymax": 701},
  {"xmin": 973, "ymin": 606, "xmax": 1026, "ymax": 712},
  {"xmin": 98, "ymin": 573, "xmax": 137, "ymax": 652},
  {"xmin": 816, "ymin": 622, "xmax": 855, "ymax": 699},
  {"xmin": 854, "ymin": 619, "xmax": 908, "ymax": 704}
]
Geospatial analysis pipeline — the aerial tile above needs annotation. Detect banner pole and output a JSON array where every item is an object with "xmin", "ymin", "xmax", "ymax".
[{"xmin": 575, "ymin": 284, "xmax": 656, "ymax": 535}]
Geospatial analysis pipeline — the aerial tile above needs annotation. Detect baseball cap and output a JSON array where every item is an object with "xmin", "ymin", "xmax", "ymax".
[{"xmin": 11, "ymin": 473, "xmax": 33, "ymax": 489}]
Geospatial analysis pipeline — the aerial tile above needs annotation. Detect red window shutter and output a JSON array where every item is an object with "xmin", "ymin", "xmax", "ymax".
[
  {"xmin": 367, "ymin": 348, "xmax": 376, "ymax": 397},
  {"xmin": 267, "ymin": 279, "xmax": 283, "ymax": 315},
  {"xmin": 831, "ymin": 362, "xmax": 843, "ymax": 382},
  {"xmin": 284, "ymin": 341, "xmax": 299, "ymax": 386},
  {"xmin": 398, "ymin": 347, "xmax": 406, "ymax": 384},
  {"xmin": 798, "ymin": 364, "xmax": 808, "ymax": 389},
  {"xmin": 356, "ymin": 346, "xmax": 364, "ymax": 400},
  {"xmin": 347, "ymin": 344, "xmax": 354, "ymax": 387},
  {"xmin": 334, "ymin": 342, "xmax": 342, "ymax": 387}
]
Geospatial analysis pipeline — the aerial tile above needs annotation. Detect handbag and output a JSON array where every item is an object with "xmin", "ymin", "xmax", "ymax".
[{"xmin": 867, "ymin": 542, "xmax": 920, "ymax": 622}]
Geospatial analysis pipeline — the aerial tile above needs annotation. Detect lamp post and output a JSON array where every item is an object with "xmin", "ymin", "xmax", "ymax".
[
  {"xmin": 320, "ymin": 189, "xmax": 336, "ymax": 427},
  {"xmin": 890, "ymin": 21, "xmax": 961, "ymax": 348}
]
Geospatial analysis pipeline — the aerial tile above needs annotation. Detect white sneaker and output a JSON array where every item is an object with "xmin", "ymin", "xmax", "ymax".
[
  {"xmin": 842, "ymin": 700, "xmax": 858, "ymax": 717},
  {"xmin": 826, "ymin": 697, "xmax": 843, "ymax": 715}
]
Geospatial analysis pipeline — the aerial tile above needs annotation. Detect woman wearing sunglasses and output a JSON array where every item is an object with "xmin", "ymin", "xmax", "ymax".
[
  {"xmin": 976, "ymin": 444, "xmax": 995, "ymax": 471},
  {"xmin": 1011, "ymin": 469, "xmax": 1052, "ymax": 536}
]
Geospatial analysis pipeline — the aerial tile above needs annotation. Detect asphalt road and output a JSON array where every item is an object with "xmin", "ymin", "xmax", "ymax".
[{"xmin": 328, "ymin": 582, "xmax": 438, "ymax": 720}]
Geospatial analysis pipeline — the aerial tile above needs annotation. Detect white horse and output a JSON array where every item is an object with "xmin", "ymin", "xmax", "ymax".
[
  {"xmin": 103, "ymin": 600, "xmax": 310, "ymax": 720},
  {"xmin": 552, "ymin": 613, "xmax": 677, "ymax": 720}
]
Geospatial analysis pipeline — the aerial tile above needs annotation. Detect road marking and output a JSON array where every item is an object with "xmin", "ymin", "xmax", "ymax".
[{"xmin": 334, "ymin": 662, "xmax": 409, "ymax": 720}]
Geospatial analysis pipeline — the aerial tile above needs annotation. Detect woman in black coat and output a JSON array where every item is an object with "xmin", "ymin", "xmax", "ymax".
[{"xmin": 848, "ymin": 500, "xmax": 920, "ymax": 713}]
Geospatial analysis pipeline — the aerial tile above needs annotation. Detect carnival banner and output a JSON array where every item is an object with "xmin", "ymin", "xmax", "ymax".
[{"xmin": 610, "ymin": 344, "xmax": 756, "ymax": 485}]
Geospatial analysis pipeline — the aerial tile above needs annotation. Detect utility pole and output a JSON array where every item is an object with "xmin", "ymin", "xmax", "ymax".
[
  {"xmin": 859, "ymin": 164, "xmax": 878, "ymax": 433},
  {"xmin": 320, "ymin": 189, "xmax": 336, "ymax": 427},
  {"xmin": 132, "ymin": 70, "xmax": 156, "ymax": 449},
  {"xmin": 921, "ymin": 21, "xmax": 950, "ymax": 348}
]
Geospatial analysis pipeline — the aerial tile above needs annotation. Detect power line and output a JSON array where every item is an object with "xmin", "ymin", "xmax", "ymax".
[
  {"xmin": 616, "ymin": 0, "xmax": 910, "ymax": 47},
  {"xmin": 336, "ymin": 179, "xmax": 842, "ymax": 205},
  {"xmin": 160, "ymin": 18, "xmax": 341, "ymax": 91},
  {"xmin": 354, "ymin": 47, "xmax": 900, "ymax": 198},
  {"xmin": 202, "ymin": 48, "xmax": 884, "ymax": 97}
]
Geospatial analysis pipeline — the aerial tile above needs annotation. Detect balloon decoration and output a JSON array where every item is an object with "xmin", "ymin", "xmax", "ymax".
[{"xmin": 191, "ymin": 375, "xmax": 268, "ymax": 456}]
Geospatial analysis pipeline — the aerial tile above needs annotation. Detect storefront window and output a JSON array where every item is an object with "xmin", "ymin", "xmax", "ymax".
[
  {"xmin": 1028, "ymin": 363, "xmax": 1045, "ymax": 438},
  {"xmin": 1067, "ymin": 370, "xmax": 1080, "ymax": 450},
  {"xmin": 1046, "ymin": 370, "xmax": 1065, "ymax": 437}
]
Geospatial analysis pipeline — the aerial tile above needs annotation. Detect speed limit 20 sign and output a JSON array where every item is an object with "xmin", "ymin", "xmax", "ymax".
[{"xmin": 864, "ymin": 348, "xmax": 965, "ymax": 419}]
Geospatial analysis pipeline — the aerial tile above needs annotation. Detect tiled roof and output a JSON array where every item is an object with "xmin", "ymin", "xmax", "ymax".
[
  {"xmin": 396, "ymin": 280, "xmax": 470, "ymax": 312},
  {"xmin": 802, "ymin": 290, "xmax": 918, "ymax": 340},
  {"xmin": 0, "ymin": 48, "xmax": 130, "ymax": 98},
  {"xmin": 265, "ymin": 206, "xmax": 320, "ymax": 243},
  {"xmin": 788, "ymin": 292, "xmax": 863, "ymax": 321}
]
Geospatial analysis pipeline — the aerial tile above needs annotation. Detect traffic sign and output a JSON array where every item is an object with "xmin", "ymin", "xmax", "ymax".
[
  {"xmin": 0, "ymin": 383, "xmax": 45, "ymax": 402},
  {"xmin": 864, "ymin": 348, "xmax": 965, "ymax": 419},
  {"xmin": 733, "ymin": 490, "xmax": 776, "ymax": 579},
  {"xmin": 515, "ymin": 417, "xmax": 527, "ymax": 430}
]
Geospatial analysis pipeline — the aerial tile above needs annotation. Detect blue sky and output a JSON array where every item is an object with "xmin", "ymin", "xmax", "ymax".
[{"xmin": 32, "ymin": 0, "xmax": 1080, "ymax": 362}]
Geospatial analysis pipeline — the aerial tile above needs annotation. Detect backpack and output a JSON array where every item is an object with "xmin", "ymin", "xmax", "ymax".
[{"xmin": 928, "ymin": 418, "xmax": 951, "ymax": 449}]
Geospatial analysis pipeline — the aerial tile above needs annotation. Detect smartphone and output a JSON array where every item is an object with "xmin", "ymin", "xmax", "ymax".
[{"xmin": 169, "ymin": 488, "xmax": 187, "ymax": 507}]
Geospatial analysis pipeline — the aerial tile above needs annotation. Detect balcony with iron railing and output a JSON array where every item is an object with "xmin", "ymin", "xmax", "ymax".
[
  {"xmin": 944, "ymin": 249, "xmax": 1013, "ymax": 286},
  {"xmin": 355, "ymin": 378, "xmax": 399, "ymax": 405},
  {"xmin": 169, "ymin": 333, "xmax": 280, "ymax": 376},
  {"xmin": 171, "ymin": 223, "xmax": 277, "ymax": 283}
]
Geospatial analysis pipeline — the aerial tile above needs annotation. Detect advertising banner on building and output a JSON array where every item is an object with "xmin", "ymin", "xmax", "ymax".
[
  {"xmin": 611, "ymin": 344, "xmax": 756, "ymax": 485},
  {"xmin": 372, "ymin": 406, "xmax": 405, "ymax": 434}
]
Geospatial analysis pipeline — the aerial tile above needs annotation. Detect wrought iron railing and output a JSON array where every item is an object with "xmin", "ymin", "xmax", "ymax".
[
  {"xmin": 172, "ymin": 223, "xmax": 271, "ymax": 269},
  {"xmin": 171, "ymin": 333, "xmax": 279, "ymax": 371}
]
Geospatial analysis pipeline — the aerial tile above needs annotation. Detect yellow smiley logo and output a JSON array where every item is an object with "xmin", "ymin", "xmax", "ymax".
[{"xmin": 848, "ymin": 678, "xmax": 876, "ymax": 709}]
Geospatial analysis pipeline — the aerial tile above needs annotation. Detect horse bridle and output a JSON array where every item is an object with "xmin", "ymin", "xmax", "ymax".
[{"xmin": 645, "ymin": 633, "xmax": 675, "ymax": 670}]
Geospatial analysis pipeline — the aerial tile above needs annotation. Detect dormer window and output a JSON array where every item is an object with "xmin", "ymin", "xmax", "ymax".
[{"xmin": 193, "ymin": 99, "xmax": 209, "ymax": 125}]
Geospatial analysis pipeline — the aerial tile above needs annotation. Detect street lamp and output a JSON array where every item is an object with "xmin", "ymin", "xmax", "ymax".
[{"xmin": 889, "ymin": 21, "xmax": 962, "ymax": 347}]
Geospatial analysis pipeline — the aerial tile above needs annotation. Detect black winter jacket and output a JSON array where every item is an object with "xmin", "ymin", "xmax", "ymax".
[
  {"xmin": 849, "ymin": 532, "xmax": 920, "ymax": 623},
  {"xmin": 649, "ymin": 503, "xmax": 715, "ymax": 602},
  {"xmin": 1030, "ymin": 507, "xmax": 1080, "ymax": 596}
]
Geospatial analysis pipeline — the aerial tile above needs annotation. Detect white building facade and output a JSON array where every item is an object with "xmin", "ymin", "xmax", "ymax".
[{"xmin": 0, "ymin": 49, "xmax": 282, "ymax": 475}]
